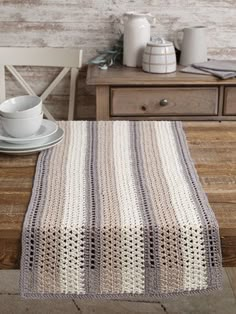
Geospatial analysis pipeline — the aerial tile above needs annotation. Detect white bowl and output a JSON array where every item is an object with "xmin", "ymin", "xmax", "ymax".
[
  {"xmin": 0, "ymin": 95, "xmax": 42, "ymax": 119},
  {"xmin": 0, "ymin": 113, "xmax": 43, "ymax": 138}
]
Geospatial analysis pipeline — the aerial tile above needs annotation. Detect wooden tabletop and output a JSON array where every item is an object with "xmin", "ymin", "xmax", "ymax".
[
  {"xmin": 0, "ymin": 121, "xmax": 236, "ymax": 269},
  {"xmin": 87, "ymin": 65, "xmax": 236, "ymax": 86}
]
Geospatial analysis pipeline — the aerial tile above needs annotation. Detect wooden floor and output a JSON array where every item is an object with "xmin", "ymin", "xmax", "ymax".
[{"xmin": 0, "ymin": 121, "xmax": 236, "ymax": 269}]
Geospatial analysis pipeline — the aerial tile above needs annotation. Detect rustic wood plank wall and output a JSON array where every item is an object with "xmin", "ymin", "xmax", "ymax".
[{"xmin": 0, "ymin": 0, "xmax": 235, "ymax": 119}]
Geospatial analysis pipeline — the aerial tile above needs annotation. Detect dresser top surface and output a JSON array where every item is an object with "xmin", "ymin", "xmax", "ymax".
[{"xmin": 87, "ymin": 65, "xmax": 236, "ymax": 86}]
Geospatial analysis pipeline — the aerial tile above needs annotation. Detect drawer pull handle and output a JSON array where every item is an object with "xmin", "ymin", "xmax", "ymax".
[
  {"xmin": 141, "ymin": 105, "xmax": 147, "ymax": 111},
  {"xmin": 160, "ymin": 99, "xmax": 168, "ymax": 106}
]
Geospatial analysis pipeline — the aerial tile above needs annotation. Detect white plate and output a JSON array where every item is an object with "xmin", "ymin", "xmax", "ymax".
[
  {"xmin": 0, "ymin": 138, "xmax": 63, "ymax": 155},
  {"xmin": 0, "ymin": 127, "xmax": 64, "ymax": 150},
  {"xmin": 0, "ymin": 119, "xmax": 58, "ymax": 144}
]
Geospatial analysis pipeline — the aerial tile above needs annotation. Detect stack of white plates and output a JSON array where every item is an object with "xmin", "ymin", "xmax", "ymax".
[{"xmin": 0, "ymin": 119, "xmax": 64, "ymax": 155}]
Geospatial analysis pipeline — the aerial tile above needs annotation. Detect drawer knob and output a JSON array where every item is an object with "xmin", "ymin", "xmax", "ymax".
[
  {"xmin": 160, "ymin": 99, "xmax": 168, "ymax": 106},
  {"xmin": 141, "ymin": 105, "xmax": 147, "ymax": 111}
]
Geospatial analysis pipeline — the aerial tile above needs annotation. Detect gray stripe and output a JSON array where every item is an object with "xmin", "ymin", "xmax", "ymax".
[
  {"xmin": 99, "ymin": 122, "xmax": 123, "ymax": 293},
  {"xmin": 93, "ymin": 122, "xmax": 101, "ymax": 292},
  {"xmin": 173, "ymin": 122, "xmax": 222, "ymax": 289},
  {"xmin": 84, "ymin": 121, "xmax": 101, "ymax": 293},
  {"xmin": 84, "ymin": 121, "xmax": 91, "ymax": 293},
  {"xmin": 21, "ymin": 147, "xmax": 54, "ymax": 294},
  {"xmin": 109, "ymin": 122, "xmax": 123, "ymax": 293},
  {"xmin": 173, "ymin": 121, "xmax": 212, "ymax": 288},
  {"xmin": 36, "ymin": 122, "xmax": 70, "ymax": 294},
  {"xmin": 129, "ymin": 121, "xmax": 158, "ymax": 293},
  {"xmin": 140, "ymin": 121, "xmax": 183, "ymax": 293}
]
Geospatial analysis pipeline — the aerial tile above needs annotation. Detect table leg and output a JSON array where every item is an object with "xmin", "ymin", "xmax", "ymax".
[{"xmin": 96, "ymin": 86, "xmax": 110, "ymax": 120}]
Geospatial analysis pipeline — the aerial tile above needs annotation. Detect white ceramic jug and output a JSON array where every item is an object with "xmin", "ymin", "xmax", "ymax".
[
  {"xmin": 174, "ymin": 26, "xmax": 208, "ymax": 66},
  {"xmin": 122, "ymin": 12, "xmax": 155, "ymax": 67}
]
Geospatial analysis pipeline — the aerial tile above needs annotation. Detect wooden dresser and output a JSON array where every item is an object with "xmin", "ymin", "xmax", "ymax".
[{"xmin": 87, "ymin": 65, "xmax": 236, "ymax": 121}]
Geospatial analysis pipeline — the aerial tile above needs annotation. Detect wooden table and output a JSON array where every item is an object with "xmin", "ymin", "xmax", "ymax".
[
  {"xmin": 87, "ymin": 65, "xmax": 236, "ymax": 121},
  {"xmin": 0, "ymin": 122, "xmax": 236, "ymax": 269}
]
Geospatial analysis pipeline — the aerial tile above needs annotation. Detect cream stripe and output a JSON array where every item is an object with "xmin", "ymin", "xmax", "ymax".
[
  {"xmin": 155, "ymin": 122, "xmax": 208, "ymax": 290},
  {"xmin": 113, "ymin": 122, "xmax": 141, "ymax": 225},
  {"xmin": 60, "ymin": 121, "xmax": 87, "ymax": 293},
  {"xmin": 113, "ymin": 121, "xmax": 144, "ymax": 294},
  {"xmin": 63, "ymin": 121, "xmax": 87, "ymax": 227},
  {"xmin": 137, "ymin": 122, "xmax": 176, "ymax": 225}
]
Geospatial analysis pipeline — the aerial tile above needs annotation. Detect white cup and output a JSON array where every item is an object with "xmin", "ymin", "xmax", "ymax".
[
  {"xmin": 0, "ymin": 95, "xmax": 42, "ymax": 119},
  {"xmin": 0, "ymin": 113, "xmax": 43, "ymax": 138}
]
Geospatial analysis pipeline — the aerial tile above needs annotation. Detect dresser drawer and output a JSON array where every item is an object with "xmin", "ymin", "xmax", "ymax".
[
  {"xmin": 224, "ymin": 87, "xmax": 236, "ymax": 115},
  {"xmin": 111, "ymin": 87, "xmax": 218, "ymax": 116}
]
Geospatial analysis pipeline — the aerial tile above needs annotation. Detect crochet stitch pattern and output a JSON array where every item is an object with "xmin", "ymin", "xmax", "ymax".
[{"xmin": 21, "ymin": 121, "xmax": 222, "ymax": 299}]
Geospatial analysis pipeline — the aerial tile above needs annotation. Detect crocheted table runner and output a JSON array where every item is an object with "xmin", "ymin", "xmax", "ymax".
[{"xmin": 21, "ymin": 121, "xmax": 222, "ymax": 299}]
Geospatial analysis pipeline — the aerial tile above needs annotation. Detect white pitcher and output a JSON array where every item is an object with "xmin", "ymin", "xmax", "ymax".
[
  {"xmin": 122, "ymin": 12, "xmax": 155, "ymax": 67},
  {"xmin": 174, "ymin": 26, "xmax": 208, "ymax": 66}
]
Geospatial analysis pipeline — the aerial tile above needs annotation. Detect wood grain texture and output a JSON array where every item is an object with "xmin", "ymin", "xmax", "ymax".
[
  {"xmin": 224, "ymin": 87, "xmax": 236, "ymax": 115},
  {"xmin": 226, "ymin": 267, "xmax": 236, "ymax": 298},
  {"xmin": 111, "ymin": 87, "xmax": 218, "ymax": 116},
  {"xmin": 96, "ymin": 86, "xmax": 110, "ymax": 120},
  {"xmin": 87, "ymin": 65, "xmax": 236, "ymax": 86},
  {"xmin": 0, "ymin": 122, "xmax": 236, "ymax": 268},
  {"xmin": 1, "ymin": 1, "xmax": 236, "ymax": 119},
  {"xmin": 0, "ymin": 1, "xmax": 235, "ymax": 60}
]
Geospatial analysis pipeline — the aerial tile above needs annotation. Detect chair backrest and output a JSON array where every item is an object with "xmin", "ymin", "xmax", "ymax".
[{"xmin": 0, "ymin": 48, "xmax": 83, "ymax": 120}]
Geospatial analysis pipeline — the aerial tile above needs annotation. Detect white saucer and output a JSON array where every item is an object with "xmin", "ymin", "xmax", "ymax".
[
  {"xmin": 0, "ymin": 127, "xmax": 64, "ymax": 151},
  {"xmin": 0, "ymin": 138, "xmax": 63, "ymax": 155},
  {"xmin": 0, "ymin": 119, "xmax": 58, "ymax": 144}
]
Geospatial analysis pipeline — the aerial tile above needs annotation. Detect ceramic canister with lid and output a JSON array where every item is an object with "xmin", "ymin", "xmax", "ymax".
[{"xmin": 142, "ymin": 38, "xmax": 176, "ymax": 73}]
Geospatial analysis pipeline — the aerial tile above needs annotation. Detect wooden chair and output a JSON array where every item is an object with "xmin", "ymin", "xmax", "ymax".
[{"xmin": 0, "ymin": 48, "xmax": 83, "ymax": 120}]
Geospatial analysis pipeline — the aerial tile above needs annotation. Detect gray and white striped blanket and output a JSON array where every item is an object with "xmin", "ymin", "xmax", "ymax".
[{"xmin": 21, "ymin": 121, "xmax": 222, "ymax": 299}]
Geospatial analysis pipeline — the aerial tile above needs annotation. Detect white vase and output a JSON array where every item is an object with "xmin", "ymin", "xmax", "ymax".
[{"xmin": 122, "ymin": 12, "xmax": 155, "ymax": 67}]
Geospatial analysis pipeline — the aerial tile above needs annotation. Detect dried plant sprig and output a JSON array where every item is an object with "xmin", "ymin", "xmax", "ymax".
[{"xmin": 88, "ymin": 35, "xmax": 123, "ymax": 70}]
